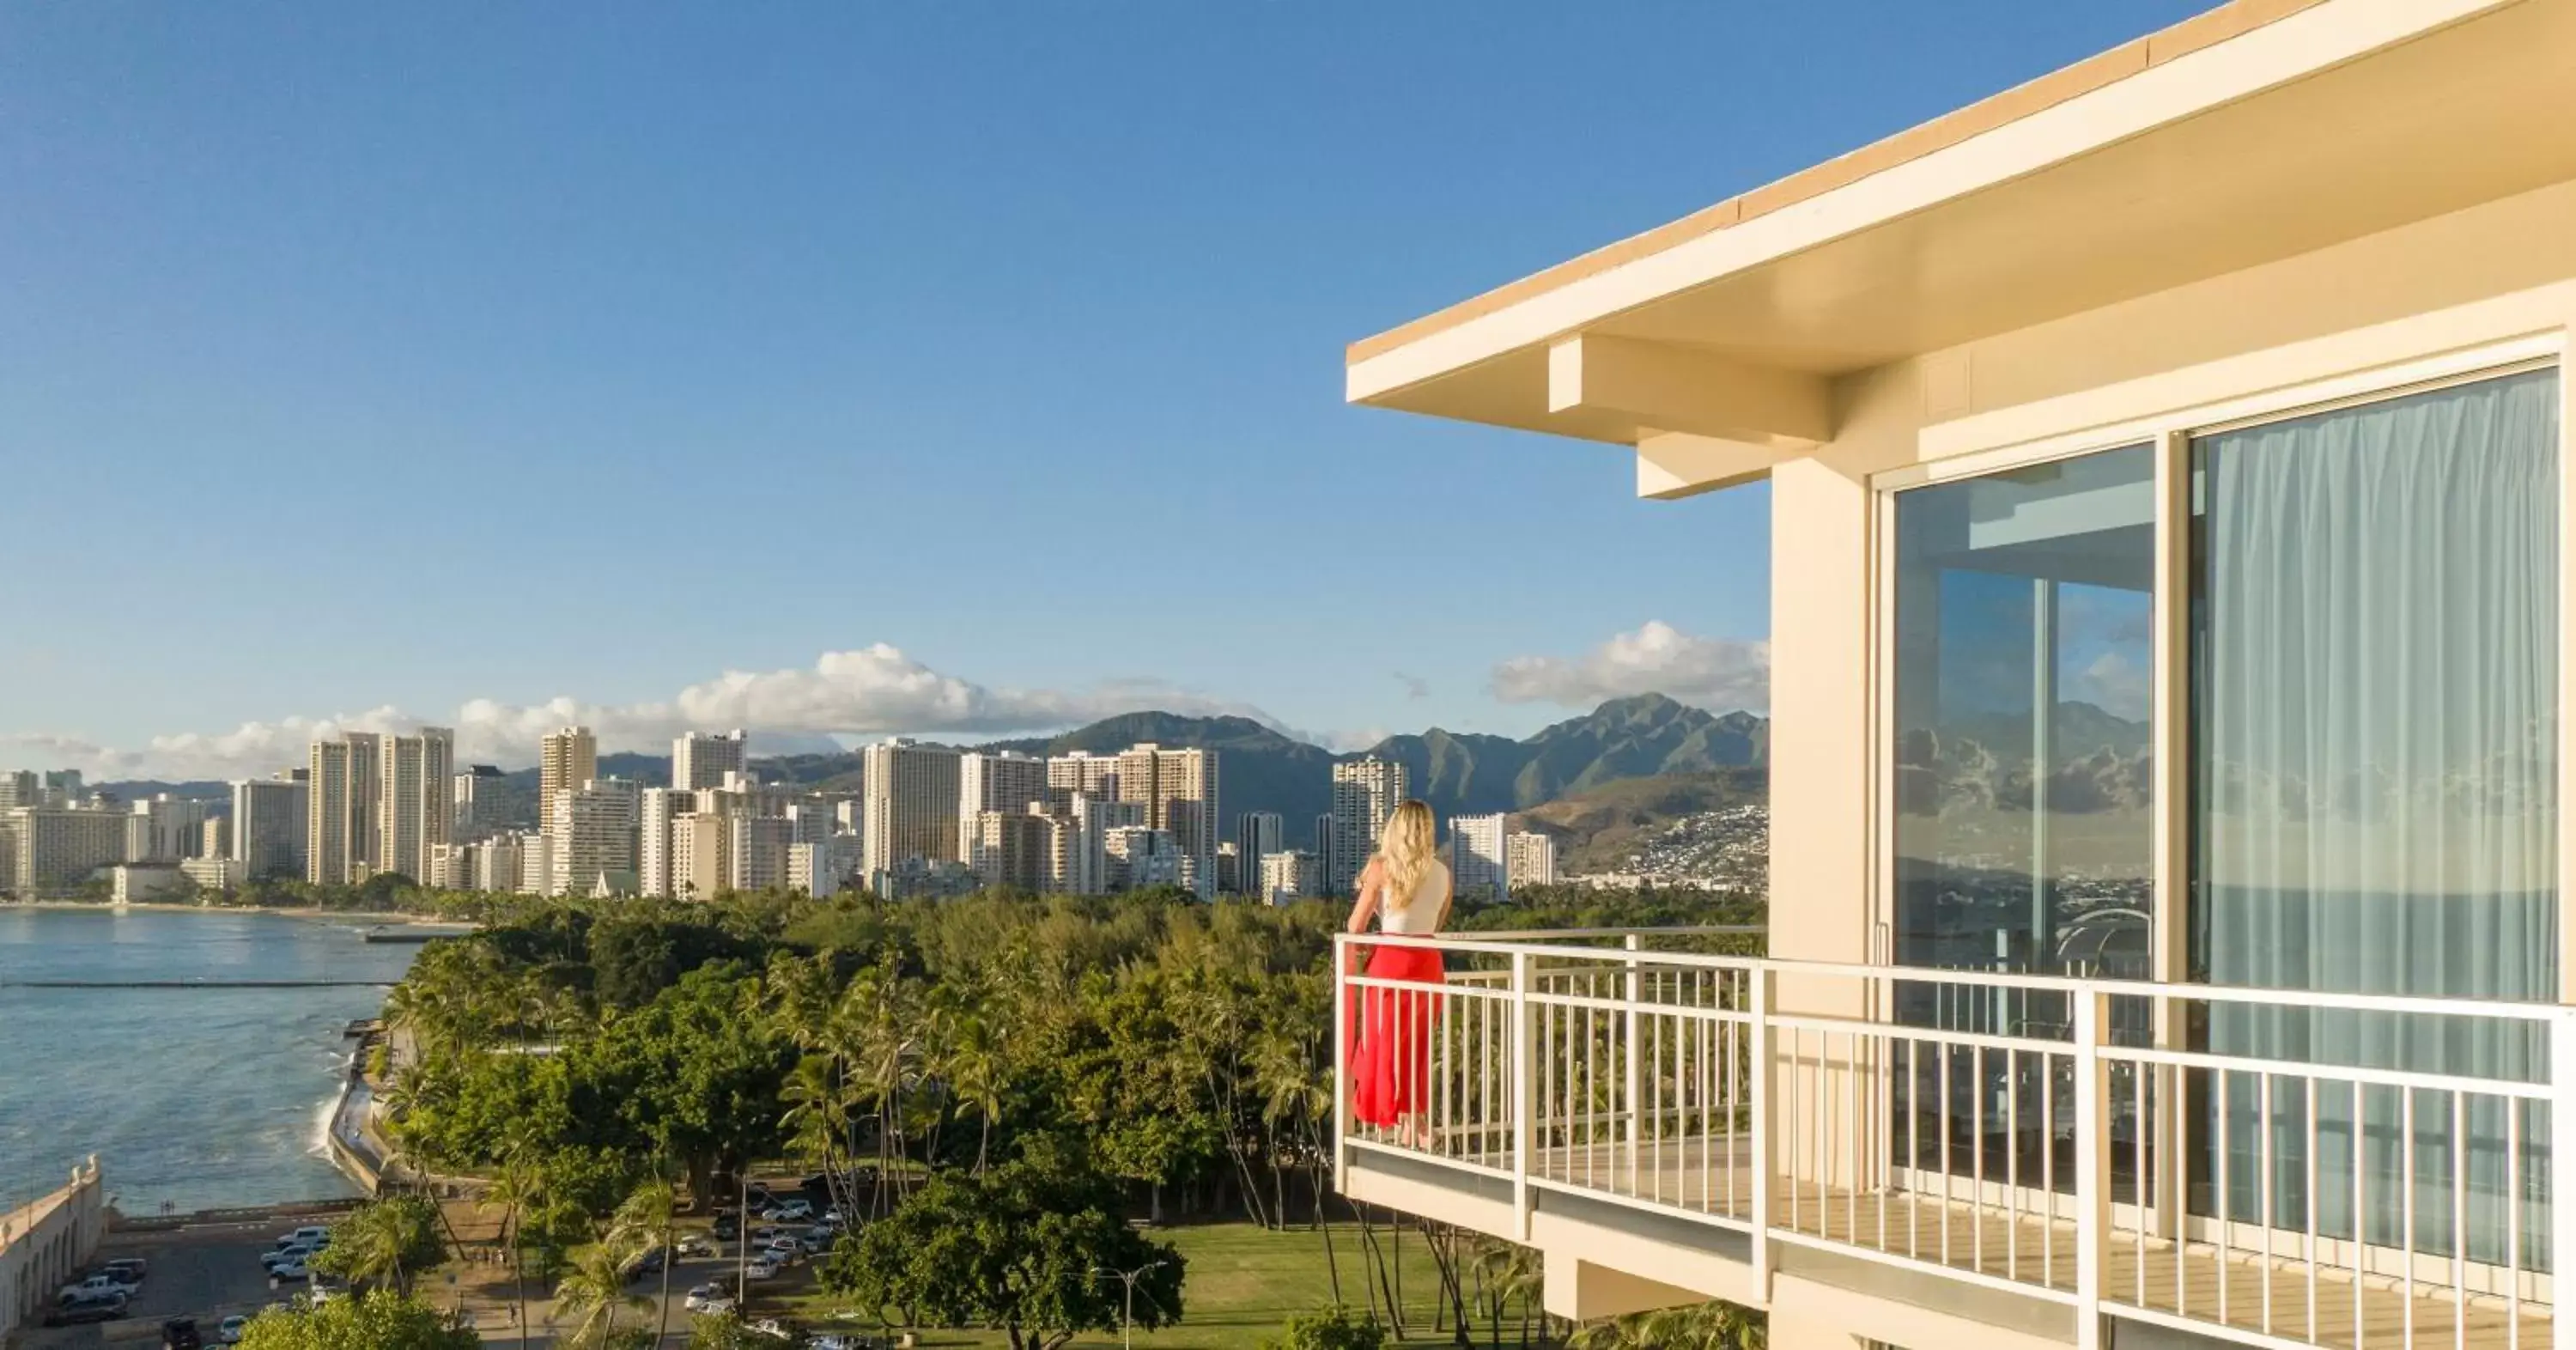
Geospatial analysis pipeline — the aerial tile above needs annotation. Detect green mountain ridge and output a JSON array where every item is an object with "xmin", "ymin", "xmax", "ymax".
[{"xmin": 94, "ymin": 695, "xmax": 1771, "ymax": 843}]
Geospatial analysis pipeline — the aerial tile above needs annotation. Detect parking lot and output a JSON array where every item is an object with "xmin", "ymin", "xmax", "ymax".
[{"xmin": 15, "ymin": 1219, "xmax": 318, "ymax": 1348}]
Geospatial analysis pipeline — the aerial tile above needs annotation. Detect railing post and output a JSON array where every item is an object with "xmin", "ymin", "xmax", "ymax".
[
  {"xmin": 1750, "ymin": 963, "xmax": 1775, "ymax": 1295},
  {"xmin": 1512, "ymin": 950, "xmax": 1533, "ymax": 1239},
  {"xmin": 1333, "ymin": 933, "xmax": 1349, "ymax": 1198},
  {"xmin": 2074, "ymin": 989, "xmax": 2111, "ymax": 1350},
  {"xmin": 1624, "ymin": 934, "xmax": 1643, "ymax": 1181},
  {"xmin": 2550, "ymin": 1006, "xmax": 2576, "ymax": 1303}
]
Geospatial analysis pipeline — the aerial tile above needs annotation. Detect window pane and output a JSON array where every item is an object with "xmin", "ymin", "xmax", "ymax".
[{"xmin": 1893, "ymin": 445, "xmax": 2158, "ymax": 993}]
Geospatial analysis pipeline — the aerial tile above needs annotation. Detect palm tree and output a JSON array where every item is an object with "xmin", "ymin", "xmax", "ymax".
[
  {"xmin": 550, "ymin": 1227, "xmax": 652, "ymax": 1350},
  {"xmin": 326, "ymin": 1196, "xmax": 440, "ymax": 1296},
  {"xmin": 479, "ymin": 1155, "xmax": 542, "ymax": 1350},
  {"xmin": 610, "ymin": 1174, "xmax": 680, "ymax": 1349}
]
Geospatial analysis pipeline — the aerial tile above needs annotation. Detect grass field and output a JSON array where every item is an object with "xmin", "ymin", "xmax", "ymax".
[{"xmin": 783, "ymin": 1219, "xmax": 1517, "ymax": 1350}]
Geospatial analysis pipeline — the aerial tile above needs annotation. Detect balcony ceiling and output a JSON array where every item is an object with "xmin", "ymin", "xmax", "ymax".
[{"xmin": 1346, "ymin": 0, "xmax": 2576, "ymax": 446}]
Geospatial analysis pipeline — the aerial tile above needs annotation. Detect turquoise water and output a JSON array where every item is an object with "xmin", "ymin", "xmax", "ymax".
[{"xmin": 0, "ymin": 907, "xmax": 421, "ymax": 1214}]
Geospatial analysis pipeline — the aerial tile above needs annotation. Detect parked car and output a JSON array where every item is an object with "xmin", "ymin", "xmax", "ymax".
[
  {"xmin": 162, "ymin": 1317, "xmax": 204, "ymax": 1349},
  {"xmin": 744, "ymin": 1255, "xmax": 784, "ymax": 1280},
  {"xmin": 62, "ymin": 1273, "xmax": 135, "ymax": 1302},
  {"xmin": 676, "ymin": 1233, "xmax": 716, "ymax": 1257},
  {"xmin": 272, "ymin": 1226, "xmax": 331, "ymax": 1250},
  {"xmin": 261, "ymin": 1244, "xmax": 315, "ymax": 1273},
  {"xmin": 270, "ymin": 1259, "xmax": 310, "ymax": 1281},
  {"xmin": 683, "ymin": 1283, "xmax": 726, "ymax": 1313},
  {"xmin": 746, "ymin": 1317, "xmax": 795, "ymax": 1341},
  {"xmin": 217, "ymin": 1315, "xmax": 249, "ymax": 1344},
  {"xmin": 712, "ymin": 1215, "xmax": 740, "ymax": 1241},
  {"xmin": 759, "ymin": 1198, "xmax": 812, "ymax": 1223},
  {"xmin": 106, "ymin": 1257, "xmax": 149, "ymax": 1281},
  {"xmin": 46, "ymin": 1296, "xmax": 126, "ymax": 1327}
]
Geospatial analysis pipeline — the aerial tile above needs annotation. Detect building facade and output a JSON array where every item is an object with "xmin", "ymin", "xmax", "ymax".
[
  {"xmin": 538, "ymin": 726, "xmax": 598, "ymax": 849},
  {"xmin": 547, "ymin": 776, "xmax": 637, "ymax": 897},
  {"xmin": 3, "ymin": 807, "xmax": 130, "ymax": 897},
  {"xmin": 860, "ymin": 739, "xmax": 963, "ymax": 879},
  {"xmin": 1446, "ymin": 812, "xmax": 1509, "ymax": 902},
  {"xmin": 233, "ymin": 773, "xmax": 310, "ymax": 882},
  {"xmin": 1115, "ymin": 744, "xmax": 1218, "ymax": 897},
  {"xmin": 378, "ymin": 727, "xmax": 454, "ymax": 884},
  {"xmin": 1329, "ymin": 5, "xmax": 2576, "ymax": 1347},
  {"xmin": 1327, "ymin": 757, "xmax": 1406, "ymax": 895},
  {"xmin": 1257, "ymin": 848, "xmax": 1321, "ymax": 906},
  {"xmin": 1503, "ymin": 830, "xmax": 1557, "ymax": 890},
  {"xmin": 672, "ymin": 729, "xmax": 748, "ymax": 791}
]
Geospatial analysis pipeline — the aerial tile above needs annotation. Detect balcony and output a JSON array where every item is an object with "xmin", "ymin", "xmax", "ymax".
[{"xmin": 1333, "ymin": 929, "xmax": 2572, "ymax": 1350}]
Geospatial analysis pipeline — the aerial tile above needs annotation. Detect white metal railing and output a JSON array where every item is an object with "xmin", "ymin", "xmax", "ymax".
[{"xmin": 1332, "ymin": 930, "xmax": 2576, "ymax": 1350}]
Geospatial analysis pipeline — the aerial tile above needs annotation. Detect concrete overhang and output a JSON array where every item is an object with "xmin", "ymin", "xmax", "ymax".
[{"xmin": 1345, "ymin": 0, "xmax": 2576, "ymax": 493}]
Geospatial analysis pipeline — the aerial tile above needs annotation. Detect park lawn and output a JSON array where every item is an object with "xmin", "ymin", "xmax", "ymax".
[{"xmin": 777, "ymin": 1220, "xmax": 1482, "ymax": 1350}]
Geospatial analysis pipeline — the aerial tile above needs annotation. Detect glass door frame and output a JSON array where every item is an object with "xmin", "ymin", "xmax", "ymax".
[{"xmin": 1866, "ymin": 335, "xmax": 2570, "ymax": 1268}]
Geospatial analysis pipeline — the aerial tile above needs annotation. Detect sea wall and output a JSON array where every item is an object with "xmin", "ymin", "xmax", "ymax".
[{"xmin": 0, "ymin": 1156, "xmax": 106, "ymax": 1339}]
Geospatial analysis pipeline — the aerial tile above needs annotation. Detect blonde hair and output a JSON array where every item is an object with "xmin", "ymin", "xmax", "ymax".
[{"xmin": 1376, "ymin": 800, "xmax": 1437, "ymax": 912}]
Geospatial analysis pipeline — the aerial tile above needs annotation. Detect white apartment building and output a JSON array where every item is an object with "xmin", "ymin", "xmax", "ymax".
[
  {"xmin": 515, "ymin": 830, "xmax": 551, "ymax": 897},
  {"xmin": 3, "ymin": 806, "xmax": 131, "ymax": 897},
  {"xmin": 180, "ymin": 854, "xmax": 246, "ymax": 891},
  {"xmin": 0, "ymin": 770, "xmax": 35, "ymax": 811},
  {"xmin": 1504, "ymin": 830, "xmax": 1557, "ymax": 889},
  {"xmin": 306, "ymin": 733, "xmax": 384, "ymax": 885},
  {"xmin": 963, "ymin": 807, "xmax": 1053, "ymax": 892},
  {"xmin": 378, "ymin": 727, "xmax": 454, "ymax": 885},
  {"xmin": 547, "ymin": 776, "xmax": 637, "ymax": 897},
  {"xmin": 1257, "ymin": 848, "xmax": 1321, "ymax": 906},
  {"xmin": 959, "ymin": 751, "xmax": 1049, "ymax": 824},
  {"xmin": 125, "ymin": 794, "xmax": 209, "ymax": 864},
  {"xmin": 1046, "ymin": 750, "xmax": 1121, "ymax": 805},
  {"xmin": 671, "ymin": 729, "xmax": 748, "ymax": 791},
  {"xmin": 476, "ymin": 831, "xmax": 531, "ymax": 894},
  {"xmin": 538, "ymin": 726, "xmax": 597, "ymax": 848},
  {"xmin": 669, "ymin": 812, "xmax": 727, "ymax": 901},
  {"xmin": 637, "ymin": 787, "xmax": 691, "ymax": 897},
  {"xmin": 1447, "ymin": 812, "xmax": 1509, "ymax": 902},
  {"xmin": 110, "ymin": 864, "xmax": 187, "ymax": 903},
  {"xmin": 232, "ymin": 773, "xmax": 309, "ymax": 881},
  {"xmin": 199, "ymin": 816, "xmax": 228, "ymax": 861},
  {"xmin": 1068, "ymin": 794, "xmax": 1141, "ymax": 896},
  {"xmin": 860, "ymin": 739, "xmax": 962, "ymax": 879},
  {"xmin": 727, "ymin": 815, "xmax": 794, "ymax": 892},
  {"xmin": 1327, "ymin": 757, "xmax": 1406, "ymax": 895},
  {"xmin": 789, "ymin": 835, "xmax": 860, "ymax": 898}
]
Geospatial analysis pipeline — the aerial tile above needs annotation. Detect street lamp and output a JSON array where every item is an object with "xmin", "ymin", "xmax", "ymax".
[{"xmin": 1092, "ymin": 1262, "xmax": 1167, "ymax": 1350}]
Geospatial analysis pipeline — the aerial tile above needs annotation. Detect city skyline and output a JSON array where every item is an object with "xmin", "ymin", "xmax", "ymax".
[{"xmin": 0, "ymin": 2, "xmax": 2208, "ymax": 779}]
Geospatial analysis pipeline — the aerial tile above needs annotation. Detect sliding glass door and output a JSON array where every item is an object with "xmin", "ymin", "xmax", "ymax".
[
  {"xmin": 2190, "ymin": 368, "xmax": 2561, "ymax": 1268},
  {"xmin": 1889, "ymin": 442, "xmax": 2159, "ymax": 1195}
]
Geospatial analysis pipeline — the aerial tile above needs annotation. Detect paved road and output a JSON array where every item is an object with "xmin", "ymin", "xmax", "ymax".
[{"xmin": 17, "ymin": 1219, "xmax": 310, "ymax": 1348}]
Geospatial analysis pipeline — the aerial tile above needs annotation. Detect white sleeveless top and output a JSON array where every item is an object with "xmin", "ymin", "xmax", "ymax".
[{"xmin": 1376, "ymin": 859, "xmax": 1453, "ymax": 935}]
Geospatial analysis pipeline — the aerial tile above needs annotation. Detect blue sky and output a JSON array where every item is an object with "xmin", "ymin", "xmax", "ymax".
[{"xmin": 0, "ymin": 0, "xmax": 2206, "ymax": 776}]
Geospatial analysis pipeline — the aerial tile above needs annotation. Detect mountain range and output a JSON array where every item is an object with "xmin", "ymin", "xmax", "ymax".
[{"xmin": 94, "ymin": 694, "xmax": 1771, "ymax": 840}]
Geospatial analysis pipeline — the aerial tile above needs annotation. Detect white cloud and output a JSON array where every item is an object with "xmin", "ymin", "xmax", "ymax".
[
  {"xmin": 1490, "ymin": 621, "xmax": 1768, "ymax": 714},
  {"xmin": 2068, "ymin": 649, "xmax": 2151, "ymax": 722},
  {"xmin": 3, "ymin": 644, "xmax": 1279, "ymax": 781}
]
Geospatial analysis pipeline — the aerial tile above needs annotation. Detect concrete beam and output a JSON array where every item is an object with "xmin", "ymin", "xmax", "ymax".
[
  {"xmin": 1544, "ymin": 1257, "xmax": 1720, "ymax": 1322},
  {"xmin": 1549, "ymin": 333, "xmax": 1833, "ymax": 447},
  {"xmin": 1635, "ymin": 430, "xmax": 1796, "ymax": 500}
]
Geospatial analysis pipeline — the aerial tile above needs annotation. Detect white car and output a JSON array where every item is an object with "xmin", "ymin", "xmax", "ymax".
[
  {"xmin": 683, "ymin": 1283, "xmax": 728, "ymax": 1313},
  {"xmin": 273, "ymin": 1225, "xmax": 331, "ymax": 1250},
  {"xmin": 760, "ymin": 1199, "xmax": 813, "ymax": 1222},
  {"xmin": 59, "ymin": 1272, "xmax": 136, "ymax": 1302},
  {"xmin": 270, "ymin": 1259, "xmax": 310, "ymax": 1281},
  {"xmin": 747, "ymin": 1318, "xmax": 795, "ymax": 1341},
  {"xmin": 745, "ymin": 1255, "xmax": 785, "ymax": 1280},
  {"xmin": 217, "ymin": 1315, "xmax": 249, "ymax": 1344}
]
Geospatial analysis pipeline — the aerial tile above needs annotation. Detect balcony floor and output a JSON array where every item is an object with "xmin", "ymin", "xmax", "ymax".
[{"xmin": 1373, "ymin": 1132, "xmax": 2557, "ymax": 1350}]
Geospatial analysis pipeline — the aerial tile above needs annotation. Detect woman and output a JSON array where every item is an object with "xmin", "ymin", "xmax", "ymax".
[{"xmin": 1346, "ymin": 799, "xmax": 1452, "ymax": 1147}]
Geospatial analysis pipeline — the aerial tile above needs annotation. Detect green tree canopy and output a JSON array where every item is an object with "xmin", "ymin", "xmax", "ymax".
[
  {"xmin": 234, "ymin": 1289, "xmax": 479, "ymax": 1350},
  {"xmin": 821, "ymin": 1152, "xmax": 1185, "ymax": 1350},
  {"xmin": 310, "ymin": 1195, "xmax": 444, "ymax": 1294}
]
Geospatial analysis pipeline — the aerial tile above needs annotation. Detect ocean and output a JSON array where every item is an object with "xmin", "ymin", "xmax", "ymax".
[{"xmin": 0, "ymin": 906, "xmax": 422, "ymax": 1215}]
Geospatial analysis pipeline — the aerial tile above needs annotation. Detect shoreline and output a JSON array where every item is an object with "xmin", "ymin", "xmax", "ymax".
[{"xmin": 0, "ymin": 899, "xmax": 449, "ymax": 923}]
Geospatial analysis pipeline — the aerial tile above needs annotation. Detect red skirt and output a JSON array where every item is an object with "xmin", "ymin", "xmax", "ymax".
[{"xmin": 1351, "ymin": 943, "xmax": 1445, "ymax": 1128}]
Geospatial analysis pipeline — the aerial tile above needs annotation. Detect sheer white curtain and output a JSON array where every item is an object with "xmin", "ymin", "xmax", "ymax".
[{"xmin": 2195, "ymin": 368, "xmax": 2559, "ymax": 1262}]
